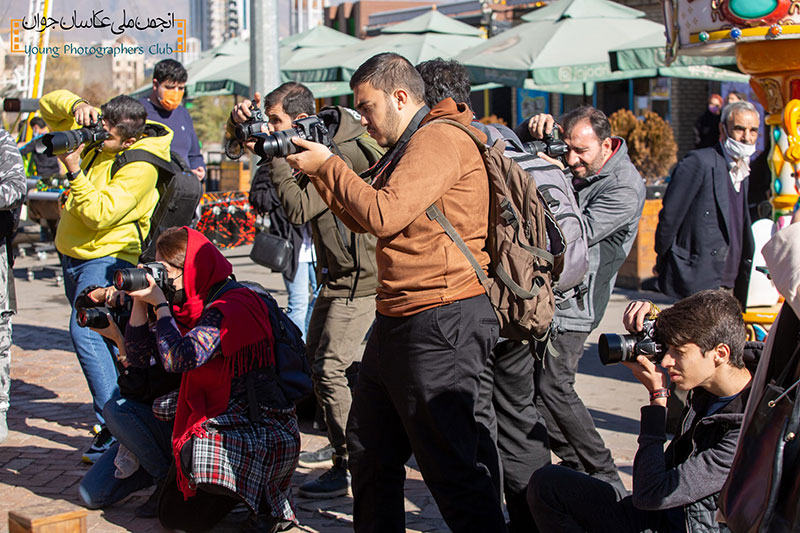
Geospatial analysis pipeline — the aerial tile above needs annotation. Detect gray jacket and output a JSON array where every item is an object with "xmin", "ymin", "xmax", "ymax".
[
  {"xmin": 633, "ymin": 387, "xmax": 748, "ymax": 533},
  {"xmin": 555, "ymin": 138, "xmax": 645, "ymax": 332}
]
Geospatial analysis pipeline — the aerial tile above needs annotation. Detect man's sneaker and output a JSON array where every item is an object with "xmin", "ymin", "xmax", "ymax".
[
  {"xmin": 298, "ymin": 456, "xmax": 350, "ymax": 498},
  {"xmin": 298, "ymin": 445, "xmax": 334, "ymax": 468},
  {"xmin": 82, "ymin": 425, "xmax": 116, "ymax": 465}
]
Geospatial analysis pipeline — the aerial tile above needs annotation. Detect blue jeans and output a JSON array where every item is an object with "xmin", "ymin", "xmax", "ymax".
[
  {"xmin": 79, "ymin": 441, "xmax": 154, "ymax": 509},
  {"xmin": 62, "ymin": 254, "xmax": 134, "ymax": 424},
  {"xmin": 104, "ymin": 392, "xmax": 173, "ymax": 481},
  {"xmin": 79, "ymin": 392, "xmax": 174, "ymax": 509},
  {"xmin": 283, "ymin": 260, "xmax": 318, "ymax": 340}
]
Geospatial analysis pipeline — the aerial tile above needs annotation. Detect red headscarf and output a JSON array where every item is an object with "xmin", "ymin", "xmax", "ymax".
[{"xmin": 171, "ymin": 228, "xmax": 274, "ymax": 498}]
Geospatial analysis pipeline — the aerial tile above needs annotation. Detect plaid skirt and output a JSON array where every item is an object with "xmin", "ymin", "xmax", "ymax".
[{"xmin": 183, "ymin": 397, "xmax": 300, "ymax": 521}]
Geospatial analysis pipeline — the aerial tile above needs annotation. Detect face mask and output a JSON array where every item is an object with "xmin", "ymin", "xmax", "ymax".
[
  {"xmin": 158, "ymin": 87, "xmax": 184, "ymax": 111},
  {"xmin": 723, "ymin": 135, "xmax": 756, "ymax": 161},
  {"xmin": 165, "ymin": 287, "xmax": 186, "ymax": 307},
  {"xmin": 708, "ymin": 105, "xmax": 720, "ymax": 114}
]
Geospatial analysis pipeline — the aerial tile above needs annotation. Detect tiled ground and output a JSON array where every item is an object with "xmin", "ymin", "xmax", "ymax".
[{"xmin": 1, "ymin": 244, "xmax": 659, "ymax": 532}]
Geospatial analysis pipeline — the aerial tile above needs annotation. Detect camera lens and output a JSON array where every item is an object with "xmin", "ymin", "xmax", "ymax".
[
  {"xmin": 114, "ymin": 268, "xmax": 149, "ymax": 291},
  {"xmin": 598, "ymin": 333, "xmax": 638, "ymax": 365},
  {"xmin": 234, "ymin": 121, "xmax": 265, "ymax": 143},
  {"xmin": 253, "ymin": 128, "xmax": 299, "ymax": 160},
  {"xmin": 34, "ymin": 127, "xmax": 109, "ymax": 156},
  {"xmin": 77, "ymin": 308, "xmax": 110, "ymax": 329}
]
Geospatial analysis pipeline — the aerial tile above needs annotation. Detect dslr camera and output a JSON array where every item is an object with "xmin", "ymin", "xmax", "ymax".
[
  {"xmin": 233, "ymin": 104, "xmax": 267, "ymax": 143},
  {"xmin": 251, "ymin": 116, "xmax": 331, "ymax": 163},
  {"xmin": 225, "ymin": 104, "xmax": 267, "ymax": 160},
  {"xmin": 113, "ymin": 262, "xmax": 171, "ymax": 292},
  {"xmin": 598, "ymin": 318, "xmax": 664, "ymax": 366},
  {"xmin": 76, "ymin": 293, "xmax": 132, "ymax": 330},
  {"xmin": 34, "ymin": 118, "xmax": 110, "ymax": 156},
  {"xmin": 522, "ymin": 128, "xmax": 569, "ymax": 163}
]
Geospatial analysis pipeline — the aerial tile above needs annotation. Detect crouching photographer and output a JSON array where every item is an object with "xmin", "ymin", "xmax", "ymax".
[
  {"xmin": 75, "ymin": 282, "xmax": 180, "ymax": 518},
  {"xmin": 527, "ymin": 289, "xmax": 756, "ymax": 533},
  {"xmin": 88, "ymin": 226, "xmax": 300, "ymax": 532},
  {"xmin": 38, "ymin": 89, "xmax": 174, "ymax": 463}
]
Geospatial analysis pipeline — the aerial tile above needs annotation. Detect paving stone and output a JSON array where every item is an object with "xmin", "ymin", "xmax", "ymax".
[{"xmin": 0, "ymin": 245, "xmax": 658, "ymax": 533}]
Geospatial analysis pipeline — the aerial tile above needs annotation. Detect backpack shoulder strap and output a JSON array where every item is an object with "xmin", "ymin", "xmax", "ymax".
[
  {"xmin": 425, "ymin": 204, "xmax": 488, "ymax": 285},
  {"xmin": 110, "ymin": 149, "xmax": 172, "ymax": 179}
]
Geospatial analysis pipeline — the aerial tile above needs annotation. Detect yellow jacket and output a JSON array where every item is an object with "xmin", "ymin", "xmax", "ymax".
[{"xmin": 39, "ymin": 90, "xmax": 173, "ymax": 265}]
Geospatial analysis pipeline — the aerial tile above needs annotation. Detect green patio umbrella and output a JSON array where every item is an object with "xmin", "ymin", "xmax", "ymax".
[
  {"xmin": 456, "ymin": 0, "xmax": 672, "ymax": 87},
  {"xmin": 608, "ymin": 35, "xmax": 747, "ymax": 82},
  {"xmin": 282, "ymin": 10, "xmax": 485, "ymax": 84}
]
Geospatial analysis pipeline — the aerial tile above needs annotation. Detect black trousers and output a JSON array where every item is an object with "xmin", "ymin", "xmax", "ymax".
[
  {"xmin": 477, "ymin": 339, "xmax": 551, "ymax": 533},
  {"xmin": 536, "ymin": 330, "xmax": 621, "ymax": 482},
  {"xmin": 528, "ymin": 465, "xmax": 666, "ymax": 533},
  {"xmin": 346, "ymin": 295, "xmax": 508, "ymax": 533}
]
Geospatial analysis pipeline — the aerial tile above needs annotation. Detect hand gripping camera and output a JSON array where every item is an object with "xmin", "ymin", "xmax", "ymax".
[
  {"xmin": 598, "ymin": 318, "xmax": 665, "ymax": 366},
  {"xmin": 34, "ymin": 119, "xmax": 110, "ymax": 156},
  {"xmin": 76, "ymin": 293, "xmax": 132, "ymax": 330},
  {"xmin": 522, "ymin": 128, "xmax": 569, "ymax": 163},
  {"xmin": 113, "ymin": 262, "xmax": 171, "ymax": 292},
  {"xmin": 251, "ymin": 116, "xmax": 331, "ymax": 163},
  {"xmin": 225, "ymin": 104, "xmax": 267, "ymax": 160}
]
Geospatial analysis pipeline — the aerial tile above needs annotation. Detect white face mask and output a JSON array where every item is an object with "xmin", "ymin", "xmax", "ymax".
[{"xmin": 723, "ymin": 136, "xmax": 756, "ymax": 161}]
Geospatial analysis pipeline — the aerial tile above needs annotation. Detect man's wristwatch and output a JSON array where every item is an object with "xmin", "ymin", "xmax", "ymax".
[{"xmin": 66, "ymin": 169, "xmax": 81, "ymax": 181}]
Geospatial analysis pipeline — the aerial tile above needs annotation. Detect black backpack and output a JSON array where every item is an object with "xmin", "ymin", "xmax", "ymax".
[
  {"xmin": 210, "ymin": 279, "xmax": 313, "ymax": 402},
  {"xmin": 111, "ymin": 148, "xmax": 203, "ymax": 262}
]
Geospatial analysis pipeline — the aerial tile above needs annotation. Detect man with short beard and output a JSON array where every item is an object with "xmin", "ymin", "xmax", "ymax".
[
  {"xmin": 518, "ymin": 107, "xmax": 645, "ymax": 492},
  {"xmin": 286, "ymin": 52, "xmax": 508, "ymax": 532}
]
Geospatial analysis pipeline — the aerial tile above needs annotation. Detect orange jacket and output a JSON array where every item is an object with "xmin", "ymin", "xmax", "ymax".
[{"xmin": 309, "ymin": 98, "xmax": 490, "ymax": 317}]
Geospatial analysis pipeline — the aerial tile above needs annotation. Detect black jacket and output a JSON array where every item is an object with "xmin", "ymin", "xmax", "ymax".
[
  {"xmin": 633, "ymin": 388, "xmax": 747, "ymax": 533},
  {"xmin": 249, "ymin": 164, "xmax": 308, "ymax": 282},
  {"xmin": 655, "ymin": 145, "xmax": 754, "ymax": 307}
]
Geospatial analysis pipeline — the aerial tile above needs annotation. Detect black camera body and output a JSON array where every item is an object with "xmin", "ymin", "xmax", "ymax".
[
  {"xmin": 251, "ymin": 116, "xmax": 331, "ymax": 163},
  {"xmin": 233, "ymin": 105, "xmax": 267, "ymax": 143},
  {"xmin": 76, "ymin": 295, "xmax": 132, "ymax": 330},
  {"xmin": 34, "ymin": 119, "xmax": 110, "ymax": 156},
  {"xmin": 522, "ymin": 129, "xmax": 569, "ymax": 162},
  {"xmin": 113, "ymin": 262, "xmax": 170, "ymax": 292},
  {"xmin": 599, "ymin": 318, "xmax": 664, "ymax": 366}
]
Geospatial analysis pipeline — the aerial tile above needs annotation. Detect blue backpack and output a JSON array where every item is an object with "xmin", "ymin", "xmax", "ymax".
[{"xmin": 209, "ymin": 279, "xmax": 312, "ymax": 402}]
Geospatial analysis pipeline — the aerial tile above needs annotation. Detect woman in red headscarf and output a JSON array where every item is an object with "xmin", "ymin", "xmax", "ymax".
[{"xmin": 122, "ymin": 226, "xmax": 299, "ymax": 532}]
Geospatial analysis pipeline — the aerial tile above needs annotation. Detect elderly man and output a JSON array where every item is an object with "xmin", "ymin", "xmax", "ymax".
[{"xmin": 656, "ymin": 100, "xmax": 759, "ymax": 308}]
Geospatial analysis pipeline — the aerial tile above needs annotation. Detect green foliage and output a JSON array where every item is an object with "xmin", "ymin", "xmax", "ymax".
[
  {"xmin": 187, "ymin": 95, "xmax": 235, "ymax": 147},
  {"xmin": 610, "ymin": 109, "xmax": 677, "ymax": 184}
]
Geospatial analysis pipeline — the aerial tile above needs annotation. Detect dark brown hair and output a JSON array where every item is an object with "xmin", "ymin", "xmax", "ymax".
[
  {"xmin": 655, "ymin": 289, "xmax": 746, "ymax": 368},
  {"xmin": 350, "ymin": 53, "xmax": 425, "ymax": 104},
  {"xmin": 156, "ymin": 227, "xmax": 188, "ymax": 268},
  {"xmin": 264, "ymin": 82, "xmax": 315, "ymax": 119},
  {"xmin": 560, "ymin": 105, "xmax": 611, "ymax": 142}
]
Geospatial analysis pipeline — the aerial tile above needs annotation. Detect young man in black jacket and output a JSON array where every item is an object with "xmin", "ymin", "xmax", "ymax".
[{"xmin": 527, "ymin": 289, "xmax": 753, "ymax": 533}]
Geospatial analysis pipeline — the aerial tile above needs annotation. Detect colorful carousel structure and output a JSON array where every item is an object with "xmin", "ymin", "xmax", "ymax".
[{"xmin": 661, "ymin": 0, "xmax": 798, "ymax": 338}]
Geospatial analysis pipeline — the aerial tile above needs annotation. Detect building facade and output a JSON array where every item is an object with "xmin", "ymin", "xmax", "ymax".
[{"xmin": 189, "ymin": 0, "xmax": 250, "ymax": 51}]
